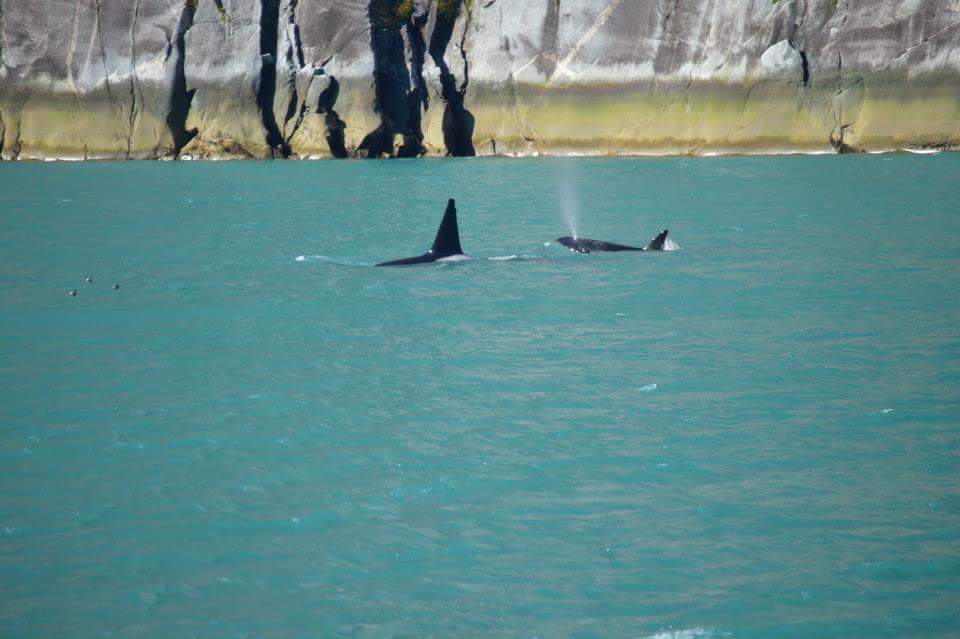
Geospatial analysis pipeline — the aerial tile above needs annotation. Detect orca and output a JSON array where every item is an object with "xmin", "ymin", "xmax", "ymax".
[
  {"xmin": 556, "ymin": 229, "xmax": 669, "ymax": 254},
  {"xmin": 376, "ymin": 199, "xmax": 469, "ymax": 266}
]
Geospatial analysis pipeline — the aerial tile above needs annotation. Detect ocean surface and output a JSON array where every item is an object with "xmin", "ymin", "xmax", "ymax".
[{"xmin": 1, "ymin": 154, "xmax": 959, "ymax": 638}]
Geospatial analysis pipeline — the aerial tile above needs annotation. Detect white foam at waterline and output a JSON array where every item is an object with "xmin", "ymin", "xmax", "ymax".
[
  {"xmin": 436, "ymin": 254, "xmax": 473, "ymax": 263},
  {"xmin": 295, "ymin": 254, "xmax": 369, "ymax": 267},
  {"xmin": 663, "ymin": 239, "xmax": 680, "ymax": 251},
  {"xmin": 881, "ymin": 408, "xmax": 894, "ymax": 414},
  {"xmin": 641, "ymin": 628, "xmax": 720, "ymax": 639},
  {"xmin": 905, "ymin": 148, "xmax": 942, "ymax": 155},
  {"xmin": 488, "ymin": 254, "xmax": 544, "ymax": 262},
  {"xmin": 640, "ymin": 383, "xmax": 658, "ymax": 392}
]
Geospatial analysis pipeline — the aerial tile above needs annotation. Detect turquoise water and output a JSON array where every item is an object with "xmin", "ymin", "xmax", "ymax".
[{"xmin": 1, "ymin": 155, "xmax": 959, "ymax": 638}]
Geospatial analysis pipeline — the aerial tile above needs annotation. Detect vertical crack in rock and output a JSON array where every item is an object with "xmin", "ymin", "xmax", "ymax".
[
  {"xmin": 429, "ymin": 0, "xmax": 475, "ymax": 156},
  {"xmin": 94, "ymin": 0, "xmax": 115, "ymax": 103},
  {"xmin": 537, "ymin": 0, "xmax": 560, "ymax": 77},
  {"xmin": 799, "ymin": 50, "xmax": 809, "ymax": 85},
  {"xmin": 655, "ymin": 0, "xmax": 679, "ymax": 30},
  {"xmin": 167, "ymin": 0, "xmax": 198, "ymax": 156},
  {"xmin": 276, "ymin": 0, "xmax": 304, "ymax": 138},
  {"xmin": 398, "ymin": 6, "xmax": 429, "ymax": 158},
  {"xmin": 126, "ymin": 0, "xmax": 143, "ymax": 158},
  {"xmin": 0, "ymin": 0, "xmax": 5, "ymax": 157},
  {"xmin": 12, "ymin": 106, "xmax": 22, "ymax": 160},
  {"xmin": 259, "ymin": 0, "xmax": 289, "ymax": 157},
  {"xmin": 0, "ymin": 0, "xmax": 5, "ymax": 70},
  {"xmin": 358, "ymin": 0, "xmax": 425, "ymax": 158},
  {"xmin": 830, "ymin": 52, "xmax": 855, "ymax": 153}
]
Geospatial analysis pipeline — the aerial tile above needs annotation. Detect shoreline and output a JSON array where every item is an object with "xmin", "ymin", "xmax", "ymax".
[
  {"xmin": 4, "ymin": 77, "xmax": 958, "ymax": 162},
  {"xmin": 2, "ymin": 146, "xmax": 954, "ymax": 163}
]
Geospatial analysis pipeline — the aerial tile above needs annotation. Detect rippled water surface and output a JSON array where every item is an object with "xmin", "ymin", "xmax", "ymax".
[{"xmin": 1, "ymin": 155, "xmax": 959, "ymax": 638}]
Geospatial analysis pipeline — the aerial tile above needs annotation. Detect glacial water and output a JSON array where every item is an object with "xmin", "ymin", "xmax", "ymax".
[{"xmin": 1, "ymin": 155, "xmax": 959, "ymax": 639}]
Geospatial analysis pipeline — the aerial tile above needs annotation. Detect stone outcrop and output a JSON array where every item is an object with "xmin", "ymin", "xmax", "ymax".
[
  {"xmin": 0, "ymin": 0, "xmax": 192, "ymax": 159},
  {"xmin": 1, "ymin": 0, "xmax": 958, "ymax": 159}
]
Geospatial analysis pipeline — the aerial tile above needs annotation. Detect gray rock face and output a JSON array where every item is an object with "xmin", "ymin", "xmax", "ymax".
[
  {"xmin": 180, "ymin": 0, "xmax": 269, "ymax": 158},
  {"xmin": 0, "ymin": 0, "xmax": 190, "ymax": 159},
  {"xmin": 1, "ymin": 0, "xmax": 958, "ymax": 159}
]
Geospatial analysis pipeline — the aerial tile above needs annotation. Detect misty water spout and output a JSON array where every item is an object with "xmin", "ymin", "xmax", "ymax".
[{"xmin": 556, "ymin": 158, "xmax": 580, "ymax": 238}]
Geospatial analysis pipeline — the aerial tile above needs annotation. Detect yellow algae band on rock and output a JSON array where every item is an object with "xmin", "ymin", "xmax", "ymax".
[
  {"xmin": 2, "ymin": 74, "xmax": 958, "ymax": 160},
  {"xmin": 0, "ymin": 93, "xmax": 177, "ymax": 161},
  {"xmin": 463, "ymin": 76, "xmax": 960, "ymax": 157}
]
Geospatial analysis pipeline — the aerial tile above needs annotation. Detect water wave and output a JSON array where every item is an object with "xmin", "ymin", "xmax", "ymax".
[
  {"xmin": 295, "ymin": 255, "xmax": 370, "ymax": 267},
  {"xmin": 488, "ymin": 254, "xmax": 546, "ymax": 262},
  {"xmin": 641, "ymin": 629, "xmax": 722, "ymax": 639},
  {"xmin": 295, "ymin": 254, "xmax": 548, "ymax": 267}
]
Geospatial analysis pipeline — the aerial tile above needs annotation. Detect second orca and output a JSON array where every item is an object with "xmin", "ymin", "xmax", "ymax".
[{"xmin": 556, "ymin": 229, "xmax": 669, "ymax": 254}]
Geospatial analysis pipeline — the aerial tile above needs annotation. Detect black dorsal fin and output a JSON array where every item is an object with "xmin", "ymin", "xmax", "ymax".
[
  {"xmin": 430, "ymin": 199, "xmax": 463, "ymax": 255},
  {"xmin": 644, "ymin": 229, "xmax": 669, "ymax": 251}
]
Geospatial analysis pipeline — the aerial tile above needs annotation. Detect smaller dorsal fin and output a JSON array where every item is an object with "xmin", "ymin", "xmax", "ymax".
[
  {"xmin": 430, "ymin": 199, "xmax": 463, "ymax": 255},
  {"xmin": 644, "ymin": 229, "xmax": 669, "ymax": 251}
]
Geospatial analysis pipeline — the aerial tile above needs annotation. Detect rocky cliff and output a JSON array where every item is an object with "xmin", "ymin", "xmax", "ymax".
[{"xmin": 1, "ymin": 0, "xmax": 958, "ymax": 160}]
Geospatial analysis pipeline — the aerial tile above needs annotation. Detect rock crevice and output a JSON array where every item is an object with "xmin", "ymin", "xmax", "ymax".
[
  {"xmin": 273, "ymin": 0, "xmax": 350, "ymax": 158},
  {"xmin": 258, "ymin": 0, "xmax": 288, "ymax": 156},
  {"xmin": 357, "ymin": 0, "xmax": 476, "ymax": 158},
  {"xmin": 166, "ymin": 0, "xmax": 197, "ymax": 156}
]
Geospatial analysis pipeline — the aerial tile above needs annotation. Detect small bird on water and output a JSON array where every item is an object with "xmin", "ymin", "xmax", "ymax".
[
  {"xmin": 84, "ymin": 276, "xmax": 93, "ymax": 283},
  {"xmin": 68, "ymin": 289, "xmax": 77, "ymax": 296},
  {"xmin": 113, "ymin": 284, "xmax": 120, "ymax": 289}
]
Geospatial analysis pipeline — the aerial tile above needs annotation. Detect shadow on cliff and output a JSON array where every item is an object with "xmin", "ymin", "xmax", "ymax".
[
  {"xmin": 430, "ymin": 0, "xmax": 475, "ymax": 157},
  {"xmin": 166, "ymin": 1, "xmax": 199, "ymax": 156},
  {"xmin": 358, "ymin": 0, "xmax": 474, "ymax": 158}
]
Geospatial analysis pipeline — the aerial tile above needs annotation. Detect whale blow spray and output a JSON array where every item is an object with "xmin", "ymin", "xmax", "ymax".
[{"xmin": 557, "ymin": 158, "xmax": 580, "ymax": 239}]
